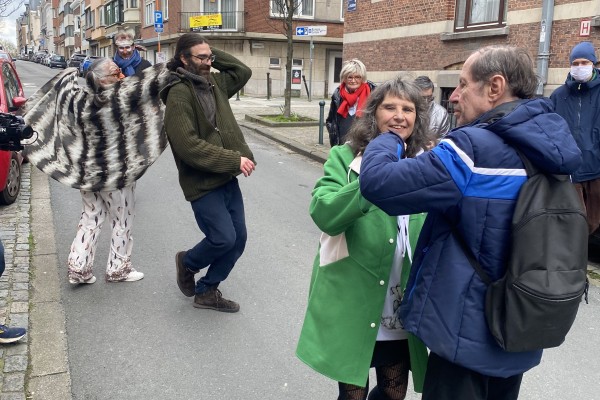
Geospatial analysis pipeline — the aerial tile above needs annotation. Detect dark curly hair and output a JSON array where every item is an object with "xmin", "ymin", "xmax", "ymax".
[
  {"xmin": 166, "ymin": 33, "xmax": 210, "ymax": 71},
  {"xmin": 346, "ymin": 75, "xmax": 431, "ymax": 158}
]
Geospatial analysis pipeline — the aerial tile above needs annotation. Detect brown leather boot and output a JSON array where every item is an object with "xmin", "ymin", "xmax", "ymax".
[
  {"xmin": 193, "ymin": 288, "xmax": 240, "ymax": 313},
  {"xmin": 175, "ymin": 251, "xmax": 195, "ymax": 297}
]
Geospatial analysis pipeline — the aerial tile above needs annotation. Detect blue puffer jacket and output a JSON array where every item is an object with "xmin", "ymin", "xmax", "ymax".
[
  {"xmin": 360, "ymin": 98, "xmax": 581, "ymax": 378},
  {"xmin": 551, "ymin": 70, "xmax": 600, "ymax": 183}
]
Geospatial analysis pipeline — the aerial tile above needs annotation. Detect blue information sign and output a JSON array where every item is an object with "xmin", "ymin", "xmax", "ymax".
[
  {"xmin": 348, "ymin": 0, "xmax": 356, "ymax": 11},
  {"xmin": 154, "ymin": 10, "xmax": 163, "ymax": 24}
]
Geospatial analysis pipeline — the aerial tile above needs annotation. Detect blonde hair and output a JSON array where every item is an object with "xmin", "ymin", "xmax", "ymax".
[{"xmin": 340, "ymin": 59, "xmax": 367, "ymax": 82}]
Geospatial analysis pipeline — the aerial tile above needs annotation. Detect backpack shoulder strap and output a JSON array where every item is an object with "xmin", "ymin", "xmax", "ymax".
[{"xmin": 450, "ymin": 225, "xmax": 493, "ymax": 285}]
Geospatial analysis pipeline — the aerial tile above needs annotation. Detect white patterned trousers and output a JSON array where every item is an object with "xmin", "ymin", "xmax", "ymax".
[{"xmin": 67, "ymin": 184, "xmax": 136, "ymax": 282}]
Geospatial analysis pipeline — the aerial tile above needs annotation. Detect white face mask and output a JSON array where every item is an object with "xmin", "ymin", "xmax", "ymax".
[{"xmin": 570, "ymin": 65, "xmax": 594, "ymax": 82}]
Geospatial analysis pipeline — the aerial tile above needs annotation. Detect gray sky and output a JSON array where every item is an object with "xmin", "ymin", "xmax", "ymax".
[{"xmin": 0, "ymin": 3, "xmax": 26, "ymax": 46}]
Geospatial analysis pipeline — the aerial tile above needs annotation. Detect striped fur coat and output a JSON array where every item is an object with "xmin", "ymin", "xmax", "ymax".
[{"xmin": 22, "ymin": 65, "xmax": 171, "ymax": 191}]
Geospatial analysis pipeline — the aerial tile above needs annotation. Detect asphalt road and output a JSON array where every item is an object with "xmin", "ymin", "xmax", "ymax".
[{"xmin": 15, "ymin": 60, "xmax": 600, "ymax": 400}]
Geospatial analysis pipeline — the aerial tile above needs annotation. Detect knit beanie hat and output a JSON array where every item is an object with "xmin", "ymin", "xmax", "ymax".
[{"xmin": 570, "ymin": 41, "xmax": 597, "ymax": 64}]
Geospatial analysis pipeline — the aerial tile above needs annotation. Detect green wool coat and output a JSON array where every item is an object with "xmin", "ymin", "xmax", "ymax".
[
  {"xmin": 160, "ymin": 47, "xmax": 255, "ymax": 202},
  {"xmin": 296, "ymin": 144, "xmax": 428, "ymax": 391}
]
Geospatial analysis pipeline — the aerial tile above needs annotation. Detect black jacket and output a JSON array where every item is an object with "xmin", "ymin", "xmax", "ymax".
[{"xmin": 325, "ymin": 81, "xmax": 376, "ymax": 147}]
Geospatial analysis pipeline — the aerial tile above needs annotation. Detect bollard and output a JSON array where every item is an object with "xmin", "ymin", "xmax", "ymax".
[
  {"xmin": 266, "ymin": 72, "xmax": 271, "ymax": 100},
  {"xmin": 236, "ymin": 91, "xmax": 240, "ymax": 101},
  {"xmin": 318, "ymin": 100, "xmax": 326, "ymax": 145}
]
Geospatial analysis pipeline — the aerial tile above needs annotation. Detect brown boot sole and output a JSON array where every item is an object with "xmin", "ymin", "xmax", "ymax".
[{"xmin": 192, "ymin": 303, "xmax": 240, "ymax": 313}]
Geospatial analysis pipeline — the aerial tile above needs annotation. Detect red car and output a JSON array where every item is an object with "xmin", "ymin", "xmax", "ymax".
[{"xmin": 0, "ymin": 58, "xmax": 27, "ymax": 205}]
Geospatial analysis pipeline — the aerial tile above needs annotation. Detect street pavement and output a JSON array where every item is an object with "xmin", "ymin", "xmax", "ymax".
[{"xmin": 0, "ymin": 93, "xmax": 599, "ymax": 399}]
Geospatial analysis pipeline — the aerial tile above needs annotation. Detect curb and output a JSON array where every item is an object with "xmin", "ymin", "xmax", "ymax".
[
  {"xmin": 27, "ymin": 168, "xmax": 72, "ymax": 400},
  {"xmin": 239, "ymin": 120, "xmax": 328, "ymax": 165}
]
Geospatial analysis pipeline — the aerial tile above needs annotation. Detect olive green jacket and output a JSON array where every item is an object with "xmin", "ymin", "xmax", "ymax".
[
  {"xmin": 296, "ymin": 144, "xmax": 428, "ymax": 390},
  {"xmin": 160, "ymin": 47, "xmax": 254, "ymax": 201}
]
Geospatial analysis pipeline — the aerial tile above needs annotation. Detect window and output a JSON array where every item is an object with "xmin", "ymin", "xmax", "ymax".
[
  {"xmin": 455, "ymin": 0, "xmax": 507, "ymax": 31},
  {"xmin": 104, "ymin": 0, "xmax": 121, "ymax": 25},
  {"xmin": 129, "ymin": 0, "xmax": 138, "ymax": 8},
  {"xmin": 85, "ymin": 8, "xmax": 95, "ymax": 28},
  {"xmin": 163, "ymin": 0, "xmax": 168, "ymax": 20},
  {"xmin": 340, "ymin": 0, "xmax": 344, "ymax": 21},
  {"xmin": 269, "ymin": 57, "xmax": 280, "ymax": 68},
  {"xmin": 65, "ymin": 26, "xmax": 75, "ymax": 37},
  {"xmin": 271, "ymin": 0, "xmax": 314, "ymax": 18},
  {"xmin": 144, "ymin": 1, "xmax": 155, "ymax": 26},
  {"xmin": 200, "ymin": 0, "xmax": 237, "ymax": 30},
  {"xmin": 99, "ymin": 5, "xmax": 106, "ymax": 26},
  {"xmin": 2, "ymin": 64, "xmax": 21, "ymax": 110}
]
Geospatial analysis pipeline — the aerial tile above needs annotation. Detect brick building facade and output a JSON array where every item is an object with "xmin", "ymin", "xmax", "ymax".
[{"xmin": 343, "ymin": 0, "xmax": 600, "ymax": 106}]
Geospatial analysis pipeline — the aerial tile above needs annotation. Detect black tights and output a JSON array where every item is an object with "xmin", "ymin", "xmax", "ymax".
[{"xmin": 337, "ymin": 362, "xmax": 410, "ymax": 400}]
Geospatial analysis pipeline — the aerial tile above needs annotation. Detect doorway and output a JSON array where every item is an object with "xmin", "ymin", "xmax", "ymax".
[{"xmin": 328, "ymin": 51, "xmax": 343, "ymax": 96}]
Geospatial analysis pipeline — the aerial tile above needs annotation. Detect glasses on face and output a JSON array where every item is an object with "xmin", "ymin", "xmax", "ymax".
[
  {"xmin": 101, "ymin": 68, "xmax": 122, "ymax": 79},
  {"xmin": 190, "ymin": 53, "xmax": 216, "ymax": 63},
  {"xmin": 346, "ymin": 75, "xmax": 362, "ymax": 82},
  {"xmin": 422, "ymin": 95, "xmax": 434, "ymax": 103}
]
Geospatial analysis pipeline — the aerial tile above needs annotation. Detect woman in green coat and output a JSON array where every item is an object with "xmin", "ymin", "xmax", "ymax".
[{"xmin": 296, "ymin": 76, "xmax": 432, "ymax": 400}]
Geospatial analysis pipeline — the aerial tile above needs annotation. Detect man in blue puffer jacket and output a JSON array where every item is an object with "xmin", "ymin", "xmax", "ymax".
[
  {"xmin": 551, "ymin": 41, "xmax": 600, "ymax": 235},
  {"xmin": 360, "ymin": 45, "xmax": 582, "ymax": 400}
]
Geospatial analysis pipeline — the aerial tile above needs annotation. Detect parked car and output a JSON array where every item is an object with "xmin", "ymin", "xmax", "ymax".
[
  {"xmin": 79, "ymin": 55, "xmax": 101, "ymax": 77},
  {"xmin": 0, "ymin": 52, "xmax": 15, "ymax": 69},
  {"xmin": 33, "ymin": 52, "xmax": 47, "ymax": 63},
  {"xmin": 68, "ymin": 53, "xmax": 86, "ymax": 69},
  {"xmin": 0, "ymin": 59, "xmax": 26, "ymax": 205},
  {"xmin": 42, "ymin": 54, "xmax": 52, "ymax": 67},
  {"xmin": 48, "ymin": 55, "xmax": 67, "ymax": 69}
]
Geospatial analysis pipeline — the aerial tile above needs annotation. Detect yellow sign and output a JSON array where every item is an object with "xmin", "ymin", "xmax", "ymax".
[{"xmin": 189, "ymin": 14, "xmax": 223, "ymax": 29}]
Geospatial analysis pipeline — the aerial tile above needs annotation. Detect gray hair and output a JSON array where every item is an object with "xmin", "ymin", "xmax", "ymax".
[
  {"xmin": 85, "ymin": 58, "xmax": 116, "ymax": 106},
  {"xmin": 340, "ymin": 59, "xmax": 367, "ymax": 82},
  {"xmin": 346, "ymin": 75, "xmax": 431, "ymax": 158},
  {"xmin": 414, "ymin": 75, "xmax": 434, "ymax": 91},
  {"xmin": 469, "ymin": 45, "xmax": 538, "ymax": 99}
]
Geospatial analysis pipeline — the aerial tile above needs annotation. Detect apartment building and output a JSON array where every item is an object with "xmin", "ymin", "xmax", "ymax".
[
  {"xmin": 55, "ymin": 0, "xmax": 343, "ymax": 97},
  {"xmin": 344, "ymin": 0, "xmax": 600, "ymax": 107}
]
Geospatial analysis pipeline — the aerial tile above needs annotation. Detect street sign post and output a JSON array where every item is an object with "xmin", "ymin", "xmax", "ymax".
[
  {"xmin": 295, "ymin": 25, "xmax": 327, "ymax": 36},
  {"xmin": 154, "ymin": 10, "xmax": 163, "ymax": 51},
  {"xmin": 294, "ymin": 26, "xmax": 328, "ymax": 101}
]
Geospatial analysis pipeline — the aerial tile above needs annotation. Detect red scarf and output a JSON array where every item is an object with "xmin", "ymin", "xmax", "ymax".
[{"xmin": 337, "ymin": 82, "xmax": 371, "ymax": 118}]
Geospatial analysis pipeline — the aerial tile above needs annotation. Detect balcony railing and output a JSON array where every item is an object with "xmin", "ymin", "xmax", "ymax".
[{"xmin": 178, "ymin": 11, "xmax": 245, "ymax": 33}]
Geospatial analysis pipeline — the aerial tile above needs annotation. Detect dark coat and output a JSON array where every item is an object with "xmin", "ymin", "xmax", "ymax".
[
  {"xmin": 326, "ymin": 81, "xmax": 376, "ymax": 147},
  {"xmin": 359, "ymin": 98, "xmax": 581, "ymax": 378},
  {"xmin": 550, "ymin": 70, "xmax": 600, "ymax": 183}
]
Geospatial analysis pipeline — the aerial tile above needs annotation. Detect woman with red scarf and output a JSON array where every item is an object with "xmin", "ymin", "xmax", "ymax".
[{"xmin": 326, "ymin": 59, "xmax": 376, "ymax": 146}]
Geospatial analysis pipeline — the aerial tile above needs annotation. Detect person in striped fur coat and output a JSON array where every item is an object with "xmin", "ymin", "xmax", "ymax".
[{"xmin": 22, "ymin": 58, "xmax": 171, "ymax": 284}]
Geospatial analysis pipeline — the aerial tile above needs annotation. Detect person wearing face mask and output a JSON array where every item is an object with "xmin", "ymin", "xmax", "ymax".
[
  {"xmin": 112, "ymin": 28, "xmax": 152, "ymax": 78},
  {"xmin": 551, "ymin": 41, "xmax": 600, "ymax": 234}
]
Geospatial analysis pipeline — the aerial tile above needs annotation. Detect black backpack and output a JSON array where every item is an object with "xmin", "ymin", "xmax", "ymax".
[{"xmin": 456, "ymin": 150, "xmax": 589, "ymax": 352}]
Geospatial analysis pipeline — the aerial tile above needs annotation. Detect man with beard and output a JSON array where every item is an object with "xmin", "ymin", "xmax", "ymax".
[
  {"xmin": 160, "ymin": 33, "xmax": 255, "ymax": 313},
  {"xmin": 112, "ymin": 28, "xmax": 151, "ymax": 78}
]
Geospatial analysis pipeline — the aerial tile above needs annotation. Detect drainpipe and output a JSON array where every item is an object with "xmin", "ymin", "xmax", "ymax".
[{"xmin": 536, "ymin": 0, "xmax": 555, "ymax": 96}]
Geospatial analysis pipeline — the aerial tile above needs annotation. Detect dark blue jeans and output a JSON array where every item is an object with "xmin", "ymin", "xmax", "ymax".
[
  {"xmin": 0, "ymin": 238, "xmax": 5, "ymax": 278},
  {"xmin": 184, "ymin": 178, "xmax": 247, "ymax": 294}
]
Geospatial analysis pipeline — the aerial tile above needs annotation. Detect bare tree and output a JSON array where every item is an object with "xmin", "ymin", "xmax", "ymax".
[
  {"xmin": 0, "ymin": 0, "xmax": 25, "ymax": 18},
  {"xmin": 269, "ymin": 0, "xmax": 301, "ymax": 118}
]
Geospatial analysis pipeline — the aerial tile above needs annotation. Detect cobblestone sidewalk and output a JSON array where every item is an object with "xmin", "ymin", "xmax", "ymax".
[{"xmin": 0, "ymin": 163, "xmax": 31, "ymax": 400}]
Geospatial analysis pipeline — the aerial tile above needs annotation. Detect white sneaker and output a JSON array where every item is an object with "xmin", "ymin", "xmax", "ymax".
[
  {"xmin": 123, "ymin": 270, "xmax": 144, "ymax": 282},
  {"xmin": 69, "ymin": 275, "xmax": 97, "ymax": 285}
]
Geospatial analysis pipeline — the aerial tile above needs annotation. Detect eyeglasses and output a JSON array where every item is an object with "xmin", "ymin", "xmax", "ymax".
[
  {"xmin": 101, "ymin": 68, "xmax": 122, "ymax": 78},
  {"xmin": 346, "ymin": 75, "xmax": 362, "ymax": 82},
  {"xmin": 422, "ymin": 95, "xmax": 434, "ymax": 103},
  {"xmin": 190, "ymin": 53, "xmax": 216, "ymax": 63}
]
